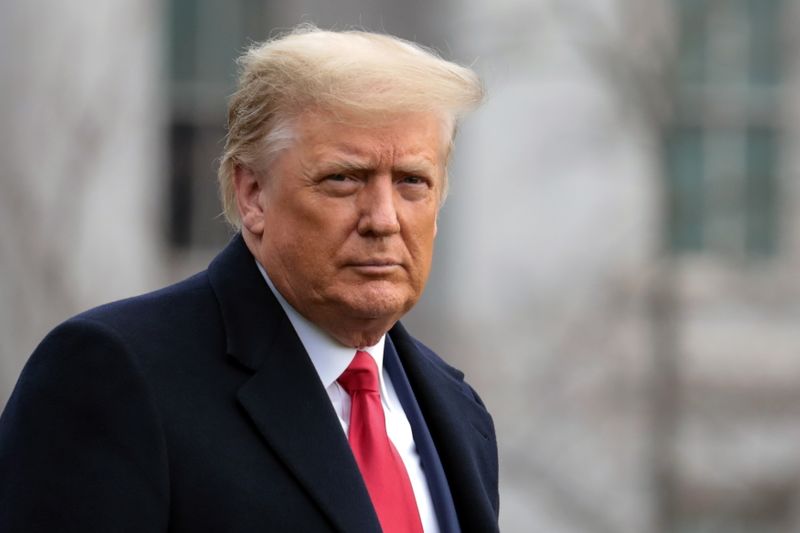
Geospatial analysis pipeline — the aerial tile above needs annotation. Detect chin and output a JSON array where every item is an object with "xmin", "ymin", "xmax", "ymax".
[{"xmin": 337, "ymin": 285, "xmax": 416, "ymax": 321}]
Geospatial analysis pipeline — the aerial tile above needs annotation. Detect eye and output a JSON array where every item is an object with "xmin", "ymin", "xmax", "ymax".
[
  {"xmin": 321, "ymin": 173, "xmax": 360, "ymax": 186},
  {"xmin": 318, "ymin": 173, "xmax": 360, "ymax": 196},
  {"xmin": 402, "ymin": 175, "xmax": 424, "ymax": 185},
  {"xmin": 396, "ymin": 174, "xmax": 434, "ymax": 201}
]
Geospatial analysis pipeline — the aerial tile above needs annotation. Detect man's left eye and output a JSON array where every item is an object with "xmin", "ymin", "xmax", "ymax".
[{"xmin": 402, "ymin": 176, "xmax": 424, "ymax": 185}]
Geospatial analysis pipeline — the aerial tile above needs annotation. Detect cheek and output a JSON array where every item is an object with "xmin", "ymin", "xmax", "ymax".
[
  {"xmin": 405, "ymin": 215, "xmax": 438, "ymax": 270},
  {"xmin": 262, "ymin": 207, "xmax": 318, "ymax": 265},
  {"xmin": 266, "ymin": 197, "xmax": 336, "ymax": 245},
  {"xmin": 411, "ymin": 207, "xmax": 439, "ymax": 241},
  {"xmin": 273, "ymin": 217, "xmax": 349, "ymax": 277},
  {"xmin": 279, "ymin": 231, "xmax": 328, "ymax": 265}
]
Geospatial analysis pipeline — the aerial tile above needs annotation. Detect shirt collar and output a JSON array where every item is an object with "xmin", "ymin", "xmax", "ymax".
[{"xmin": 255, "ymin": 261, "xmax": 386, "ymax": 390}]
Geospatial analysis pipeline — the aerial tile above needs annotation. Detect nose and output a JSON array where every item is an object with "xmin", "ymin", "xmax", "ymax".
[{"xmin": 356, "ymin": 176, "xmax": 401, "ymax": 237}]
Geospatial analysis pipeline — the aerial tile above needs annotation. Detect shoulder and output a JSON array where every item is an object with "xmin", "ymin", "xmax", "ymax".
[
  {"xmin": 78, "ymin": 271, "xmax": 216, "ymax": 332},
  {"xmin": 79, "ymin": 271, "xmax": 221, "ymax": 346},
  {"xmin": 391, "ymin": 322, "xmax": 462, "ymax": 378},
  {"xmin": 391, "ymin": 322, "xmax": 490, "ymax": 408},
  {"xmin": 18, "ymin": 270, "xmax": 225, "ymax": 393},
  {"xmin": 30, "ymin": 267, "xmax": 209, "ymax": 356}
]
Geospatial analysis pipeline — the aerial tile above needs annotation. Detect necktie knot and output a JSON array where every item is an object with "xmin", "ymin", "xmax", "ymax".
[{"xmin": 338, "ymin": 351, "xmax": 379, "ymax": 394}]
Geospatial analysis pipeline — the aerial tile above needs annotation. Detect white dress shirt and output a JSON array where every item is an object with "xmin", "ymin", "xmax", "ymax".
[{"xmin": 256, "ymin": 262, "xmax": 440, "ymax": 532}]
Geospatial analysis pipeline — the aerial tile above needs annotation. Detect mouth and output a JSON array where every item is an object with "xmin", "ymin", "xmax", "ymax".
[{"xmin": 345, "ymin": 260, "xmax": 403, "ymax": 275}]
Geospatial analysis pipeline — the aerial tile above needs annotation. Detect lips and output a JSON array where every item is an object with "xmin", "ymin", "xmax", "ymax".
[
  {"xmin": 345, "ymin": 259, "xmax": 403, "ymax": 275},
  {"xmin": 348, "ymin": 259, "xmax": 400, "ymax": 267}
]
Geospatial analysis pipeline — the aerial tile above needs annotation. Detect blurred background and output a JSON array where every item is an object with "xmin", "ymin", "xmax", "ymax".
[{"xmin": 2, "ymin": 0, "xmax": 799, "ymax": 531}]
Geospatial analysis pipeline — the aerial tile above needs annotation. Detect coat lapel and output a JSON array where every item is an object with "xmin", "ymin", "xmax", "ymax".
[
  {"xmin": 390, "ymin": 323, "xmax": 500, "ymax": 532},
  {"xmin": 207, "ymin": 235, "xmax": 381, "ymax": 533}
]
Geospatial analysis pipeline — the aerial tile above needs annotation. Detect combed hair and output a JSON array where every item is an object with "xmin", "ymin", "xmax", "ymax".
[{"xmin": 218, "ymin": 24, "xmax": 485, "ymax": 227}]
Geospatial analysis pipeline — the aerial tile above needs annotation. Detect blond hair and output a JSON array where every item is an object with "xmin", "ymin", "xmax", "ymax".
[{"xmin": 218, "ymin": 24, "xmax": 484, "ymax": 227}]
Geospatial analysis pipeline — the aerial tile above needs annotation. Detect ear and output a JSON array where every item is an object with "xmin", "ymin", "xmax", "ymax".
[{"xmin": 233, "ymin": 164, "xmax": 266, "ymax": 236}]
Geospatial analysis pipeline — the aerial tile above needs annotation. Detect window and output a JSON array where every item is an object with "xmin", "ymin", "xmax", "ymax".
[
  {"xmin": 666, "ymin": 0, "xmax": 782, "ymax": 258},
  {"xmin": 166, "ymin": 0, "xmax": 272, "ymax": 248}
]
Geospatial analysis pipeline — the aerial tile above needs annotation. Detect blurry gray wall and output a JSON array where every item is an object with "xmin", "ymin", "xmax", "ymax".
[
  {"xmin": 0, "ymin": 1, "xmax": 166, "ymax": 403},
  {"xmin": 3, "ymin": 1, "xmax": 800, "ymax": 532}
]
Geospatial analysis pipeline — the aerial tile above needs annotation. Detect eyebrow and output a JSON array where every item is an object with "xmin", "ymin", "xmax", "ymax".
[
  {"xmin": 319, "ymin": 157, "xmax": 373, "ymax": 174},
  {"xmin": 316, "ymin": 154, "xmax": 438, "ymax": 177},
  {"xmin": 394, "ymin": 159, "xmax": 437, "ymax": 176}
]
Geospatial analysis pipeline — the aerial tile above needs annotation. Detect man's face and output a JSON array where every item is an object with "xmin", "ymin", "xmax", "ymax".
[{"xmin": 245, "ymin": 110, "xmax": 447, "ymax": 346}]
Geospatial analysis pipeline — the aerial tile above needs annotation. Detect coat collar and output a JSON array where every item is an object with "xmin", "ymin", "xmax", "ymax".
[
  {"xmin": 389, "ymin": 322, "xmax": 500, "ymax": 532},
  {"xmin": 207, "ymin": 235, "xmax": 381, "ymax": 533}
]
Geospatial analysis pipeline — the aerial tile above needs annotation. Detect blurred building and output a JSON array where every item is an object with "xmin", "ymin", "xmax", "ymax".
[{"xmin": 2, "ymin": 0, "xmax": 799, "ymax": 531}]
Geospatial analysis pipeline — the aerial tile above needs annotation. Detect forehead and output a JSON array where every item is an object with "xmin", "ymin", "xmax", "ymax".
[{"xmin": 291, "ymin": 109, "xmax": 450, "ymax": 167}]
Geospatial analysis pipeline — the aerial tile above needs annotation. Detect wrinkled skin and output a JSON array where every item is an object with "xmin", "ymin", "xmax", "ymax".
[{"xmin": 236, "ymin": 110, "xmax": 447, "ymax": 348}]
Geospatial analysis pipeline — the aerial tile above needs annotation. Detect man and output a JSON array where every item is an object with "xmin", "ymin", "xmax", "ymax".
[{"xmin": 0, "ymin": 26, "xmax": 498, "ymax": 532}]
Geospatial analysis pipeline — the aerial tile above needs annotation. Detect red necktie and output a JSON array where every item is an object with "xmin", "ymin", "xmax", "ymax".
[{"xmin": 338, "ymin": 351, "xmax": 424, "ymax": 533}]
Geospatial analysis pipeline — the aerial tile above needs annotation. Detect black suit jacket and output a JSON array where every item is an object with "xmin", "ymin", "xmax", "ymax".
[{"xmin": 0, "ymin": 235, "xmax": 499, "ymax": 532}]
